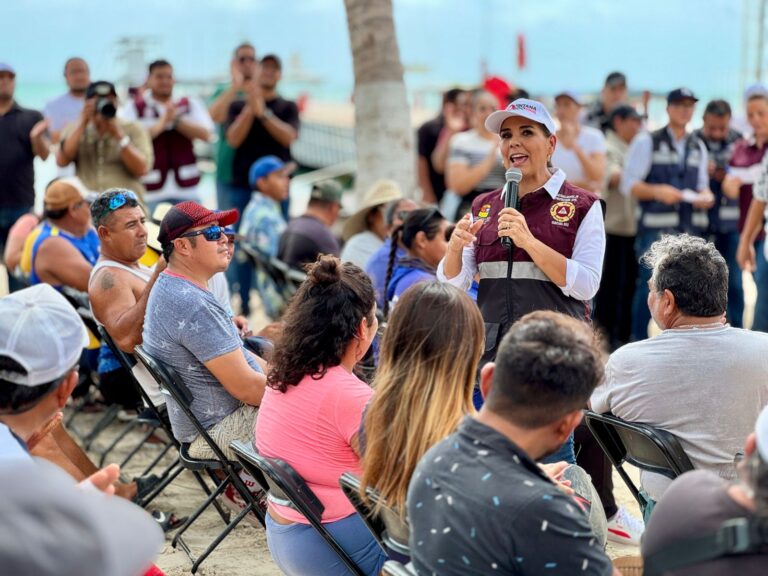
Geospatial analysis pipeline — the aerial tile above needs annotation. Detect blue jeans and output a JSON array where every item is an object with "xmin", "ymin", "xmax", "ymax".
[
  {"xmin": 540, "ymin": 433, "xmax": 576, "ymax": 465},
  {"xmin": 265, "ymin": 513, "xmax": 387, "ymax": 576},
  {"xmin": 631, "ymin": 230, "xmax": 663, "ymax": 342},
  {"xmin": 216, "ymin": 181, "xmax": 253, "ymax": 314},
  {"xmin": 0, "ymin": 206, "xmax": 31, "ymax": 293},
  {"xmin": 713, "ymin": 231, "xmax": 744, "ymax": 328},
  {"xmin": 753, "ymin": 239, "xmax": 768, "ymax": 332}
]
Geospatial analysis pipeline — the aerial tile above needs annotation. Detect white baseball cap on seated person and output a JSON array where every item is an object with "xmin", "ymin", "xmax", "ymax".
[
  {"xmin": 0, "ymin": 284, "xmax": 89, "ymax": 387},
  {"xmin": 485, "ymin": 98, "xmax": 557, "ymax": 136}
]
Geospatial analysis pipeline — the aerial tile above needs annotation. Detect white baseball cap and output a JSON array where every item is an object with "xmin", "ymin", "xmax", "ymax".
[
  {"xmin": 0, "ymin": 284, "xmax": 89, "ymax": 387},
  {"xmin": 485, "ymin": 98, "xmax": 557, "ymax": 136}
]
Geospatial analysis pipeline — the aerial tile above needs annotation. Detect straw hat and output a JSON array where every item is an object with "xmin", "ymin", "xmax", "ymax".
[{"xmin": 342, "ymin": 180, "xmax": 403, "ymax": 241}]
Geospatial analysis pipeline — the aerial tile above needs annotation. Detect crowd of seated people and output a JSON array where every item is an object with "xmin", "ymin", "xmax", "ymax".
[{"xmin": 7, "ymin": 59, "xmax": 768, "ymax": 576}]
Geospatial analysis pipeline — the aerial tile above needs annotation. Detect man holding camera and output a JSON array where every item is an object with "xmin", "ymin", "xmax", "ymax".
[{"xmin": 57, "ymin": 81, "xmax": 152, "ymax": 197}]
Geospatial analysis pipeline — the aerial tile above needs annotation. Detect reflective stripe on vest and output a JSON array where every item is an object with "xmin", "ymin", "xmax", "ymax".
[
  {"xmin": 642, "ymin": 212, "xmax": 679, "ymax": 228},
  {"xmin": 719, "ymin": 205, "xmax": 740, "ymax": 222},
  {"xmin": 478, "ymin": 261, "xmax": 551, "ymax": 283}
]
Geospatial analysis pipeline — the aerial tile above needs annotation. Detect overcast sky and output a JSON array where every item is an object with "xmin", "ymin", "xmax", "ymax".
[{"xmin": 4, "ymin": 0, "xmax": 746, "ymax": 105}]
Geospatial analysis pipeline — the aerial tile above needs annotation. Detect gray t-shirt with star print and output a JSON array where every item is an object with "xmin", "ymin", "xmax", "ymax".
[{"xmin": 142, "ymin": 272, "xmax": 262, "ymax": 443}]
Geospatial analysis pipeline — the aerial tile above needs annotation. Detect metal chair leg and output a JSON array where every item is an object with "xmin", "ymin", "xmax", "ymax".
[
  {"xmin": 137, "ymin": 460, "xmax": 184, "ymax": 509},
  {"xmin": 139, "ymin": 440, "xmax": 175, "ymax": 477},
  {"xmin": 172, "ymin": 477, "xmax": 230, "ymax": 549},
  {"xmin": 97, "ymin": 419, "xmax": 141, "ymax": 467},
  {"xmin": 190, "ymin": 501, "xmax": 255, "ymax": 574},
  {"xmin": 118, "ymin": 424, "xmax": 162, "ymax": 468},
  {"xmin": 82, "ymin": 405, "xmax": 121, "ymax": 450}
]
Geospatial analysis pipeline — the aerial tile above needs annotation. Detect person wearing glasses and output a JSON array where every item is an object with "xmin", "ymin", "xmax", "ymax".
[
  {"xmin": 141, "ymin": 201, "xmax": 267, "ymax": 472},
  {"xmin": 382, "ymin": 208, "xmax": 450, "ymax": 317},
  {"xmin": 22, "ymin": 178, "xmax": 98, "ymax": 292}
]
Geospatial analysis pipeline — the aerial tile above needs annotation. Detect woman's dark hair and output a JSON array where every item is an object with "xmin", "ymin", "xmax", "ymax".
[
  {"xmin": 383, "ymin": 208, "xmax": 445, "ymax": 317},
  {"xmin": 266, "ymin": 255, "xmax": 375, "ymax": 392}
]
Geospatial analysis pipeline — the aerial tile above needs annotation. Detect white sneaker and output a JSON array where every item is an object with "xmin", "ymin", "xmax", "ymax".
[{"xmin": 606, "ymin": 506, "xmax": 644, "ymax": 546}]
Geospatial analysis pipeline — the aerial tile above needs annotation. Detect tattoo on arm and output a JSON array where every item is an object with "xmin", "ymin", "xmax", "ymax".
[{"xmin": 100, "ymin": 271, "xmax": 115, "ymax": 291}]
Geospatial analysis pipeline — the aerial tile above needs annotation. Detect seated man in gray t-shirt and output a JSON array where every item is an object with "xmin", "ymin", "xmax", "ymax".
[
  {"xmin": 142, "ymin": 201, "xmax": 266, "ymax": 460},
  {"xmin": 591, "ymin": 234, "xmax": 768, "ymax": 501}
]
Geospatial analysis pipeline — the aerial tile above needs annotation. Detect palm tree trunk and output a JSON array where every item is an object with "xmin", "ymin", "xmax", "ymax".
[{"xmin": 344, "ymin": 0, "xmax": 416, "ymax": 199}]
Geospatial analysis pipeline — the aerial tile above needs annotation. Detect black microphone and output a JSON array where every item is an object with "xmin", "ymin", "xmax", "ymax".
[{"xmin": 501, "ymin": 167, "xmax": 522, "ymax": 249}]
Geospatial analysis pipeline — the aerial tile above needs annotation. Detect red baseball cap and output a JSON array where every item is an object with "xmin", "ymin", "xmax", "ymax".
[{"xmin": 158, "ymin": 201, "xmax": 239, "ymax": 247}]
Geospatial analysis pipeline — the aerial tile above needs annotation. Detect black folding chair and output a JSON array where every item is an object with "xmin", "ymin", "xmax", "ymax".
[
  {"xmin": 239, "ymin": 243, "xmax": 306, "ymax": 314},
  {"xmin": 339, "ymin": 472, "xmax": 410, "ymax": 561},
  {"xmin": 584, "ymin": 410, "xmax": 694, "ymax": 518},
  {"xmin": 382, "ymin": 560, "xmax": 417, "ymax": 576},
  {"xmin": 96, "ymin": 327, "xmax": 183, "ymax": 504},
  {"xmin": 230, "ymin": 440, "xmax": 367, "ymax": 576},
  {"xmin": 59, "ymin": 287, "xmax": 123, "ymax": 447},
  {"xmin": 134, "ymin": 345, "xmax": 264, "ymax": 574}
]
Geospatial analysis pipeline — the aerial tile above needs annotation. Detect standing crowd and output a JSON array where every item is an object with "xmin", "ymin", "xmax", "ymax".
[{"xmin": 1, "ymin": 43, "xmax": 768, "ymax": 576}]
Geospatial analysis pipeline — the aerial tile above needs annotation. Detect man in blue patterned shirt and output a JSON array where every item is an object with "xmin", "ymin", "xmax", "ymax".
[{"xmin": 239, "ymin": 155, "xmax": 290, "ymax": 318}]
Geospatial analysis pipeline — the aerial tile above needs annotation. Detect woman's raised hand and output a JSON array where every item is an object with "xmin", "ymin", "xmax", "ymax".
[{"xmin": 449, "ymin": 213, "xmax": 484, "ymax": 253}]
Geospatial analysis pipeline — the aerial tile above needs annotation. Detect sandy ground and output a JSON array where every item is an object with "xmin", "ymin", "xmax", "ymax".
[{"xmin": 70, "ymin": 406, "xmax": 644, "ymax": 576}]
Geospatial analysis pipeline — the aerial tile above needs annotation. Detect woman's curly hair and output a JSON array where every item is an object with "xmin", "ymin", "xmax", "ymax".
[{"xmin": 266, "ymin": 254, "xmax": 376, "ymax": 392}]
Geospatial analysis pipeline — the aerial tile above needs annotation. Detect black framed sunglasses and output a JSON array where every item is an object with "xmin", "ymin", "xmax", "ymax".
[
  {"xmin": 238, "ymin": 55, "xmax": 256, "ymax": 64},
  {"xmin": 179, "ymin": 225, "xmax": 224, "ymax": 242}
]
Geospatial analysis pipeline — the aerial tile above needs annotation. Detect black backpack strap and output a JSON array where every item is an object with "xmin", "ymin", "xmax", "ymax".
[{"xmin": 643, "ymin": 517, "xmax": 768, "ymax": 576}]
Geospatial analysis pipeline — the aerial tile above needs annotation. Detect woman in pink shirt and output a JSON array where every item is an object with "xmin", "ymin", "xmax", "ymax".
[{"xmin": 255, "ymin": 255, "xmax": 384, "ymax": 576}]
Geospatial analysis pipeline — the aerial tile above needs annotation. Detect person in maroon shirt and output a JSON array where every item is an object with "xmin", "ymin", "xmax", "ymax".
[{"xmin": 723, "ymin": 92, "xmax": 768, "ymax": 331}]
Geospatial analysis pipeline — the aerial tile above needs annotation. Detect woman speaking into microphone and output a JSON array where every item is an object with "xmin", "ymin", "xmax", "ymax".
[{"xmin": 438, "ymin": 98, "xmax": 606, "ymax": 363}]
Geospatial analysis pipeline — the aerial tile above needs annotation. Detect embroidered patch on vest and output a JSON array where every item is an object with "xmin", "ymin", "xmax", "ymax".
[
  {"xmin": 477, "ymin": 204, "xmax": 492, "ymax": 219},
  {"xmin": 550, "ymin": 201, "xmax": 576, "ymax": 224}
]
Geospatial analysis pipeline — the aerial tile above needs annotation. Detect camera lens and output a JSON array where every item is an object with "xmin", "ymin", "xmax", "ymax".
[{"xmin": 96, "ymin": 98, "xmax": 116, "ymax": 119}]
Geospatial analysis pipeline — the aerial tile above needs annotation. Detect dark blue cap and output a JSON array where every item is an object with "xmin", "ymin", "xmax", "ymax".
[{"xmin": 248, "ymin": 155, "xmax": 285, "ymax": 188}]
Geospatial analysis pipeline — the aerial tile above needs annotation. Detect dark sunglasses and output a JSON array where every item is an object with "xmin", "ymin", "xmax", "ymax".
[
  {"xmin": 179, "ymin": 225, "xmax": 224, "ymax": 242},
  {"xmin": 108, "ymin": 191, "xmax": 138, "ymax": 211},
  {"xmin": 238, "ymin": 56, "xmax": 256, "ymax": 64}
]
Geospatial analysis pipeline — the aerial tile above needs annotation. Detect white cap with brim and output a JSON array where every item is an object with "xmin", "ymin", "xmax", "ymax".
[
  {"xmin": 0, "ymin": 459, "xmax": 163, "ymax": 576},
  {"xmin": 485, "ymin": 98, "xmax": 557, "ymax": 136},
  {"xmin": 0, "ymin": 285, "xmax": 89, "ymax": 387}
]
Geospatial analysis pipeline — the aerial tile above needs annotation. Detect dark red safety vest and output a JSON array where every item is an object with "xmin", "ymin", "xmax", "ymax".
[
  {"xmin": 133, "ymin": 96, "xmax": 201, "ymax": 191},
  {"xmin": 471, "ymin": 180, "xmax": 599, "ymax": 361}
]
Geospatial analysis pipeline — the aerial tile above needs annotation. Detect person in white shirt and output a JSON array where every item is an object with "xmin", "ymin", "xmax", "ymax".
[
  {"xmin": 44, "ymin": 57, "xmax": 90, "ymax": 145},
  {"xmin": 591, "ymin": 234, "xmax": 768, "ymax": 504},
  {"xmin": 552, "ymin": 91, "xmax": 606, "ymax": 192}
]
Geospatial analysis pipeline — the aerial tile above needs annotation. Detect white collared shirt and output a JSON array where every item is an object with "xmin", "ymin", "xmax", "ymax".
[{"xmin": 436, "ymin": 169, "xmax": 605, "ymax": 301}]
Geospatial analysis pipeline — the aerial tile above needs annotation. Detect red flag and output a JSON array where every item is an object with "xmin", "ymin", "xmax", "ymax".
[{"xmin": 517, "ymin": 34, "xmax": 526, "ymax": 70}]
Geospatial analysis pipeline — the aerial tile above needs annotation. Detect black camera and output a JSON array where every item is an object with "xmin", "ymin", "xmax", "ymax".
[{"xmin": 96, "ymin": 98, "xmax": 116, "ymax": 119}]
